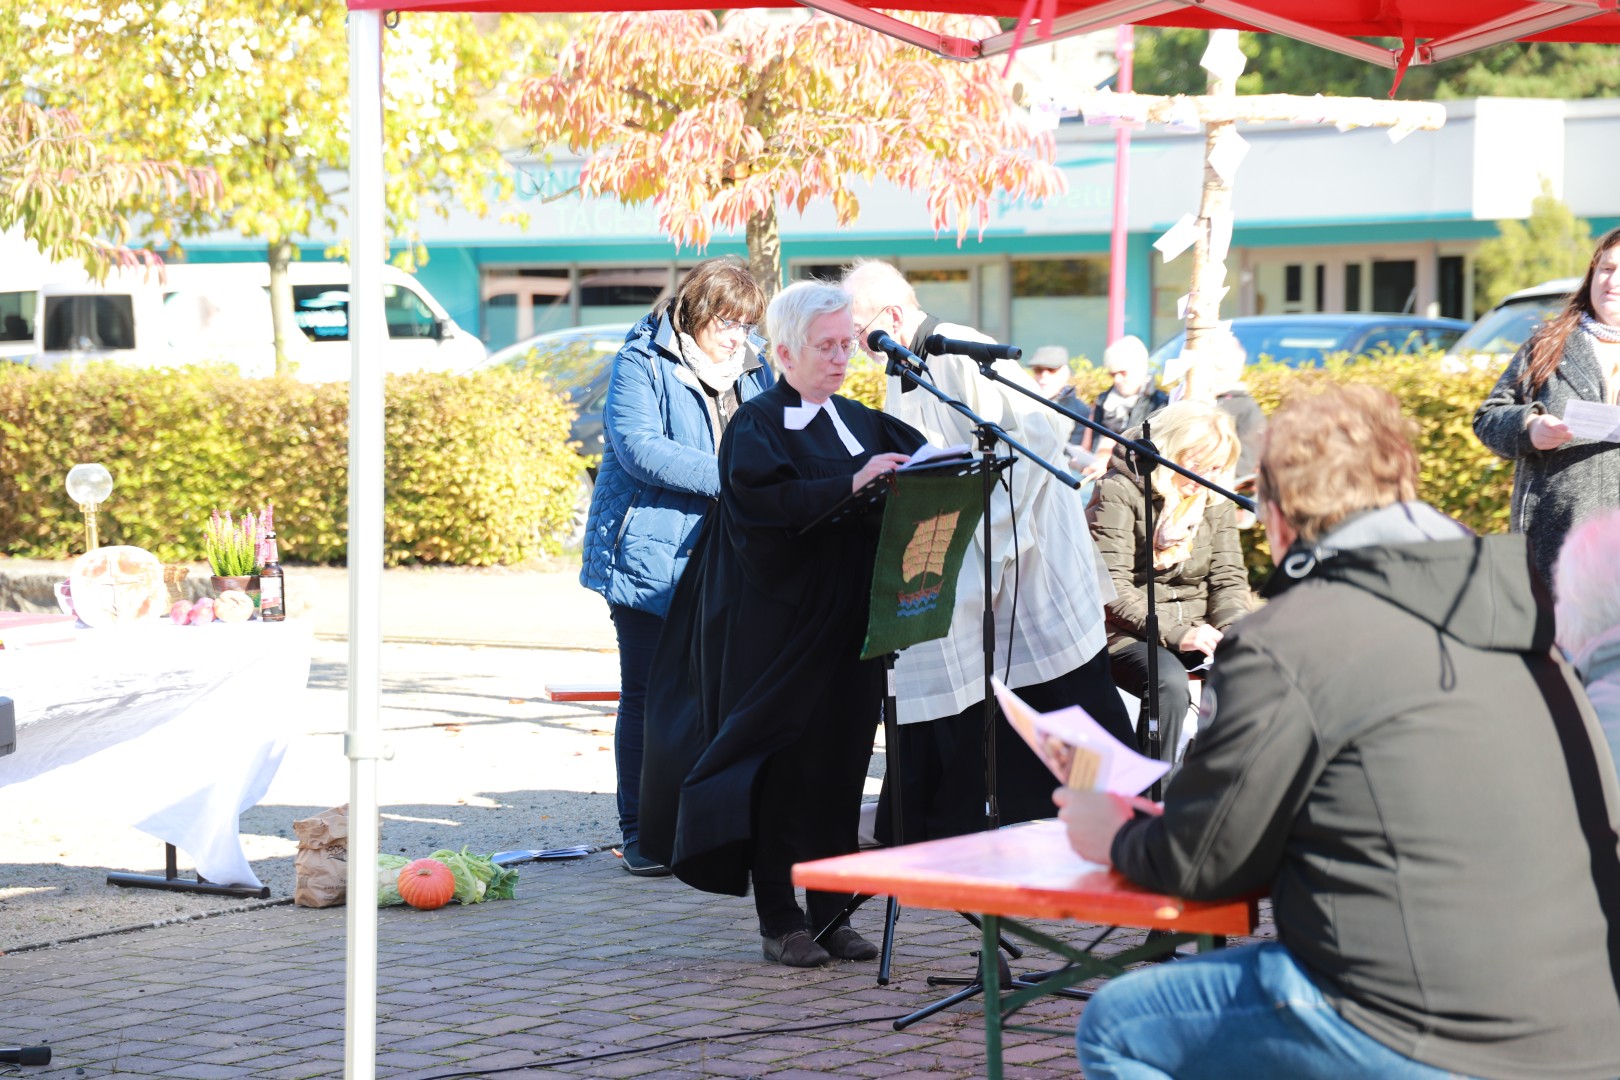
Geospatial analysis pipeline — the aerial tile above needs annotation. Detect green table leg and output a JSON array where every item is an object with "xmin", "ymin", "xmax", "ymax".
[{"xmin": 982, "ymin": 914, "xmax": 1003, "ymax": 1080}]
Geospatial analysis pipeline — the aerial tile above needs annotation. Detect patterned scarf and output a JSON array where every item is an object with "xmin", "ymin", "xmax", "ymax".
[
  {"xmin": 1153, "ymin": 483, "xmax": 1209, "ymax": 571},
  {"xmin": 677, "ymin": 332, "xmax": 747, "ymax": 394}
]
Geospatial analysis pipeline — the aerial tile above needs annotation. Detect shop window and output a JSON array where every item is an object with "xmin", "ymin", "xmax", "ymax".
[
  {"xmin": 1345, "ymin": 264, "xmax": 1362, "ymax": 312},
  {"xmin": 1372, "ymin": 260, "xmax": 1416, "ymax": 314},
  {"xmin": 1011, "ymin": 257, "xmax": 1108, "ymax": 365},
  {"xmin": 1438, "ymin": 256, "xmax": 1466, "ymax": 320},
  {"xmin": 1284, "ymin": 265, "xmax": 1303, "ymax": 306}
]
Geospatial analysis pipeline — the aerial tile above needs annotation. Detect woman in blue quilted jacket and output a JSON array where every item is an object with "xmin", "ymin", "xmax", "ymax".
[{"xmin": 580, "ymin": 256, "xmax": 775, "ymax": 875}]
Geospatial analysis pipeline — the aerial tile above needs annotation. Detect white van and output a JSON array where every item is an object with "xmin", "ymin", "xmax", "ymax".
[{"xmin": 19, "ymin": 261, "xmax": 485, "ymax": 381}]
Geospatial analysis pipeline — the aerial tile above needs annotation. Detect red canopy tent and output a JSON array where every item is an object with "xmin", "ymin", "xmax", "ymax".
[
  {"xmin": 333, "ymin": 2, "xmax": 1615, "ymax": 1076},
  {"xmin": 350, "ymin": 0, "xmax": 1620, "ymax": 67}
]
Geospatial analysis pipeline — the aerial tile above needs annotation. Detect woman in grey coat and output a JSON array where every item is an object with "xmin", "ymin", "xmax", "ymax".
[{"xmin": 1474, "ymin": 226, "xmax": 1620, "ymax": 587}]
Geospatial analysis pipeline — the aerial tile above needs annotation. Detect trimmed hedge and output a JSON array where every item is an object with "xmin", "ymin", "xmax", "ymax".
[
  {"xmin": 0, "ymin": 365, "xmax": 581, "ymax": 566},
  {"xmin": 1065, "ymin": 354, "xmax": 1511, "ymax": 579},
  {"xmin": 847, "ymin": 353, "xmax": 1511, "ymax": 582}
]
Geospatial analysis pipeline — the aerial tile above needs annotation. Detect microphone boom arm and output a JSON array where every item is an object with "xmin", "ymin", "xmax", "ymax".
[{"xmin": 963, "ymin": 355, "xmax": 1255, "ymax": 512}]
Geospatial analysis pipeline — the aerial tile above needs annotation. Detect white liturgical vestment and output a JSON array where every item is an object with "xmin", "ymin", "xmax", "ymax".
[{"xmin": 885, "ymin": 321, "xmax": 1112, "ymax": 724}]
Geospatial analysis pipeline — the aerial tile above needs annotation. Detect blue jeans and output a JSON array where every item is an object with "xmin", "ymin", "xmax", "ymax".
[
  {"xmin": 609, "ymin": 604, "xmax": 663, "ymax": 847},
  {"xmin": 1077, "ymin": 942, "xmax": 1471, "ymax": 1080}
]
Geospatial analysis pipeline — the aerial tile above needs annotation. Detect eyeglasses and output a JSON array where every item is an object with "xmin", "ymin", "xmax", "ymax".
[
  {"xmin": 715, "ymin": 315, "xmax": 757, "ymax": 335},
  {"xmin": 808, "ymin": 338, "xmax": 859, "ymax": 362},
  {"xmin": 854, "ymin": 305, "xmax": 894, "ymax": 345}
]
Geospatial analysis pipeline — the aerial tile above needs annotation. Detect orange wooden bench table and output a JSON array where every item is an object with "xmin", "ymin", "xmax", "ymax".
[
  {"xmin": 794, "ymin": 818, "xmax": 1259, "ymax": 1079},
  {"xmin": 542, "ymin": 682, "xmax": 621, "ymax": 703}
]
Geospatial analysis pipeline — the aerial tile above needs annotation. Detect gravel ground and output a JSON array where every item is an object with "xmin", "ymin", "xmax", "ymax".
[{"xmin": 0, "ymin": 640, "xmax": 630, "ymax": 954}]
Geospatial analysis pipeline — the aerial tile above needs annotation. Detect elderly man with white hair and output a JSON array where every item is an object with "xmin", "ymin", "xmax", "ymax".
[
  {"xmin": 1556, "ymin": 507, "xmax": 1620, "ymax": 769},
  {"xmin": 842, "ymin": 258, "xmax": 1132, "ymax": 843}
]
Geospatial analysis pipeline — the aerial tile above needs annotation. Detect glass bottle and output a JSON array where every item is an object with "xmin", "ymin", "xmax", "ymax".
[{"xmin": 258, "ymin": 531, "xmax": 286, "ymax": 622}]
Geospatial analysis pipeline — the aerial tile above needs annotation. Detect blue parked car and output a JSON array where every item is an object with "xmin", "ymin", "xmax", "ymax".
[{"xmin": 1149, "ymin": 314, "xmax": 1471, "ymax": 368}]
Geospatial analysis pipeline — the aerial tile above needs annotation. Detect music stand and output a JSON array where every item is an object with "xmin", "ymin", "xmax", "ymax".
[
  {"xmin": 799, "ymin": 453, "xmax": 1005, "ymax": 985},
  {"xmin": 865, "ymin": 351, "xmax": 1086, "ymax": 1029}
]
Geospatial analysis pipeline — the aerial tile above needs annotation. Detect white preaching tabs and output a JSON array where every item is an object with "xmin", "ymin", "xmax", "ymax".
[
  {"xmin": 783, "ymin": 400, "xmax": 864, "ymax": 456},
  {"xmin": 1563, "ymin": 400, "xmax": 1620, "ymax": 442}
]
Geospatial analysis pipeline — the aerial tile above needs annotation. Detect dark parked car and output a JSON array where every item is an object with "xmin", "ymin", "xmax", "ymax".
[
  {"xmin": 479, "ymin": 323, "xmax": 634, "ymax": 465},
  {"xmin": 1149, "ymin": 314, "xmax": 1471, "ymax": 368},
  {"xmin": 476, "ymin": 323, "xmax": 634, "ymax": 544}
]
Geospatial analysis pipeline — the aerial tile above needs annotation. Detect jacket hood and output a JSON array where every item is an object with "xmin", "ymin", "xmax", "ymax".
[{"xmin": 1263, "ymin": 501, "xmax": 1554, "ymax": 654}]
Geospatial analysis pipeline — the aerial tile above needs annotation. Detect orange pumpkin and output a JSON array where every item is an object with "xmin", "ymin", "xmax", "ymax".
[{"xmin": 397, "ymin": 858, "xmax": 456, "ymax": 910}]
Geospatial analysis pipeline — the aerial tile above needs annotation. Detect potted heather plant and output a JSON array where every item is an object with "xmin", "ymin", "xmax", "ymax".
[{"xmin": 204, "ymin": 507, "xmax": 264, "ymax": 601}]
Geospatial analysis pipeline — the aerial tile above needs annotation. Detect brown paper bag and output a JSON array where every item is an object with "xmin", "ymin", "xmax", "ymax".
[{"xmin": 293, "ymin": 804, "xmax": 349, "ymax": 908}]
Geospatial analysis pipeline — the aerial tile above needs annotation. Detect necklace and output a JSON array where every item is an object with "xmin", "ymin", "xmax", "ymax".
[{"xmin": 1580, "ymin": 313, "xmax": 1620, "ymax": 343}]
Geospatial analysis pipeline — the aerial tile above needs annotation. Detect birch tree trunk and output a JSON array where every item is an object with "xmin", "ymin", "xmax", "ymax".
[
  {"xmin": 267, "ymin": 237, "xmax": 296, "ymax": 377},
  {"xmin": 1184, "ymin": 42, "xmax": 1238, "ymax": 401}
]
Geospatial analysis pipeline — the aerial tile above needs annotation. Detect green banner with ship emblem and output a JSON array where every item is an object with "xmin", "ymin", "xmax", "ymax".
[{"xmin": 861, "ymin": 470, "xmax": 984, "ymax": 660}]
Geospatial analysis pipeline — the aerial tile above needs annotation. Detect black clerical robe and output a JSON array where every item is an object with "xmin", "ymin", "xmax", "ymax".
[{"xmin": 640, "ymin": 380, "xmax": 925, "ymax": 897}]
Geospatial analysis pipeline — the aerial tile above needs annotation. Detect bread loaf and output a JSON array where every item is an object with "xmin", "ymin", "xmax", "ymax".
[{"xmin": 68, "ymin": 546, "xmax": 166, "ymax": 627}]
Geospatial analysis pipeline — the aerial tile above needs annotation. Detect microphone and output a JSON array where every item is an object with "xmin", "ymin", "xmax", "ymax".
[
  {"xmin": 0, "ymin": 1046, "xmax": 51, "ymax": 1066},
  {"xmin": 922, "ymin": 334, "xmax": 1022, "ymax": 364},
  {"xmin": 867, "ymin": 330, "xmax": 929, "ymax": 382}
]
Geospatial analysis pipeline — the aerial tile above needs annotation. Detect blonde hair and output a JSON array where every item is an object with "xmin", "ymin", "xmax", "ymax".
[
  {"xmin": 1143, "ymin": 401, "xmax": 1240, "ymax": 499},
  {"xmin": 1257, "ymin": 383, "xmax": 1419, "ymax": 544},
  {"xmin": 1555, "ymin": 508, "xmax": 1620, "ymax": 662}
]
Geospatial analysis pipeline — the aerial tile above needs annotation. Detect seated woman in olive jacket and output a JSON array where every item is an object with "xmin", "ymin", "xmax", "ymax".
[{"xmin": 1087, "ymin": 401, "xmax": 1250, "ymax": 763}]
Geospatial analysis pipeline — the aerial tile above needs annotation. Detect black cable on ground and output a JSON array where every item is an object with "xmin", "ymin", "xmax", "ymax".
[
  {"xmin": 408, "ymin": 1010, "xmax": 918, "ymax": 1079},
  {"xmin": 2, "ymin": 897, "xmax": 295, "ymax": 955}
]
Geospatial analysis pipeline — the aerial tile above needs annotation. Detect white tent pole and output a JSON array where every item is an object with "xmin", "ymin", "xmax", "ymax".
[{"xmin": 345, "ymin": 8, "xmax": 386, "ymax": 1080}]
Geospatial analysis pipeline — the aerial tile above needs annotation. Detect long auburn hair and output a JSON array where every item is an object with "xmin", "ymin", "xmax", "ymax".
[{"xmin": 1523, "ymin": 225, "xmax": 1620, "ymax": 393}]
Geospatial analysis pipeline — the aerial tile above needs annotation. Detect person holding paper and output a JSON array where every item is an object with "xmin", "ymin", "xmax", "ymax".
[
  {"xmin": 638, "ymin": 281, "xmax": 925, "ymax": 968},
  {"xmin": 1060, "ymin": 383, "xmax": 1620, "ymax": 1080},
  {"xmin": 1087, "ymin": 401, "xmax": 1250, "ymax": 763},
  {"xmin": 843, "ymin": 258, "xmax": 1133, "ymax": 843},
  {"xmin": 1474, "ymin": 226, "xmax": 1620, "ymax": 587}
]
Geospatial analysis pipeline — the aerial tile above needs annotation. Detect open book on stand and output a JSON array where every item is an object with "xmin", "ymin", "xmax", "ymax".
[{"xmin": 992, "ymin": 677, "xmax": 1170, "ymax": 795}]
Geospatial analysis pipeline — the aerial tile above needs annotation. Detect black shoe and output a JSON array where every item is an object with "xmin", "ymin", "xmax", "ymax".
[
  {"xmin": 762, "ymin": 929, "xmax": 832, "ymax": 968},
  {"xmin": 822, "ymin": 925, "xmax": 879, "ymax": 962},
  {"xmin": 620, "ymin": 840, "xmax": 671, "ymax": 877}
]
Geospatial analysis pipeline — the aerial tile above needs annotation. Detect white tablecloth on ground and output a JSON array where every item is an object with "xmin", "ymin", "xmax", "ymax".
[{"xmin": 0, "ymin": 620, "xmax": 313, "ymax": 889}]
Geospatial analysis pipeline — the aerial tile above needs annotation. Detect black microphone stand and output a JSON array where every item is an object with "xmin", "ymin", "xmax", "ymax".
[
  {"xmin": 965, "ymin": 357, "xmax": 1254, "ymax": 790},
  {"xmin": 870, "ymin": 343, "xmax": 1085, "ymax": 1032}
]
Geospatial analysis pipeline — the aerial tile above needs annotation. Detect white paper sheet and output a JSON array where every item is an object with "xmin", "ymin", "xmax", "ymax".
[
  {"xmin": 1208, "ymin": 213, "xmax": 1234, "ymax": 270},
  {"xmin": 993, "ymin": 677, "xmax": 1170, "ymax": 796},
  {"xmin": 1177, "ymin": 287, "xmax": 1230, "ymax": 320},
  {"xmin": 1563, "ymin": 400, "xmax": 1620, "ymax": 442},
  {"xmin": 1207, "ymin": 131, "xmax": 1250, "ymax": 184},
  {"xmin": 1199, "ymin": 30, "xmax": 1248, "ymax": 84},
  {"xmin": 1153, "ymin": 214, "xmax": 1200, "ymax": 262}
]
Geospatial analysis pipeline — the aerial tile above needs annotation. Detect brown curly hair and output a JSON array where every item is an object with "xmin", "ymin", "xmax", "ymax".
[{"xmin": 1257, "ymin": 383, "xmax": 1419, "ymax": 544}]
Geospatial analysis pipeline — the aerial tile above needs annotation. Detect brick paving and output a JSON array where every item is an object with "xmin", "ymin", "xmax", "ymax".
[{"xmin": 3, "ymin": 848, "xmax": 1271, "ymax": 1078}]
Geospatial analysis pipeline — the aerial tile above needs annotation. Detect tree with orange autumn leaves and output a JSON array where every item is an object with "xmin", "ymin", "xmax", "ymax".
[{"xmin": 521, "ymin": 11, "xmax": 1066, "ymax": 292}]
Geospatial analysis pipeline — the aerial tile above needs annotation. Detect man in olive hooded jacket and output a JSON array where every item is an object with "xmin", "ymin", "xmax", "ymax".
[{"xmin": 1059, "ymin": 383, "xmax": 1620, "ymax": 1080}]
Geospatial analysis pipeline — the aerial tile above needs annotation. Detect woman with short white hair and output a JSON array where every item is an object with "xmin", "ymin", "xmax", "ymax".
[
  {"xmin": 639, "ymin": 280, "xmax": 927, "ymax": 968},
  {"xmin": 1555, "ymin": 507, "xmax": 1620, "ymax": 769}
]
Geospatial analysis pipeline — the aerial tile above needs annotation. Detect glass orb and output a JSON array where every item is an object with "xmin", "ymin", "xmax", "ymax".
[{"xmin": 66, "ymin": 463, "xmax": 114, "ymax": 507}]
